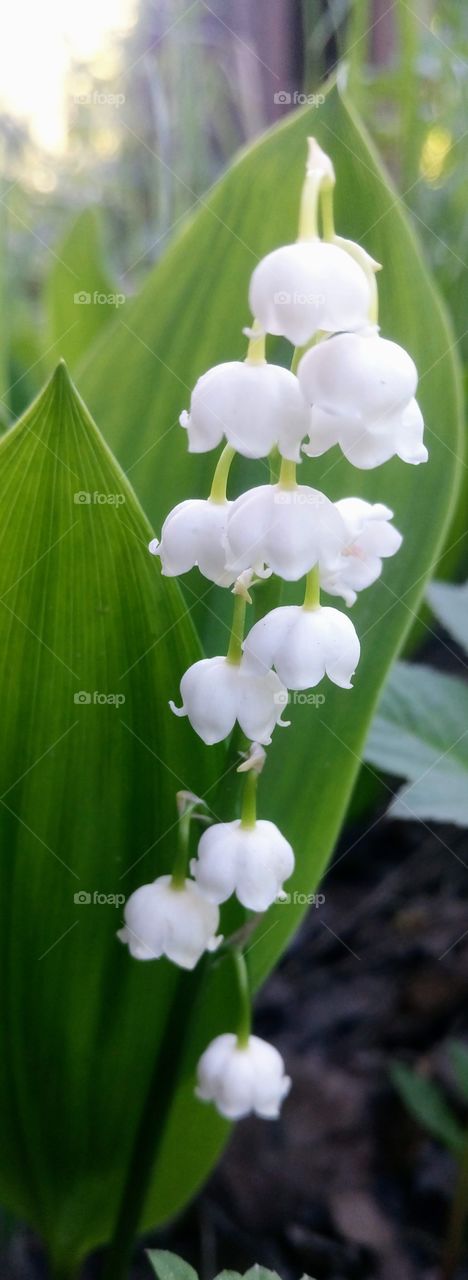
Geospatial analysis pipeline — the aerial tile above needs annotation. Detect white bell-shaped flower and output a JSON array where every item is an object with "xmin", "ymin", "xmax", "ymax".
[
  {"xmin": 170, "ymin": 654, "xmax": 289, "ymax": 745},
  {"xmin": 190, "ymin": 818, "xmax": 294, "ymax": 912},
  {"xmin": 249, "ymin": 241, "xmax": 371, "ymax": 347},
  {"xmin": 179, "ymin": 360, "xmax": 310, "ymax": 461},
  {"xmin": 244, "ymin": 604, "xmax": 360, "ymax": 690},
  {"xmin": 298, "ymin": 331, "xmax": 427, "ymax": 469},
  {"xmin": 149, "ymin": 498, "xmax": 235, "ymax": 587},
  {"xmin": 320, "ymin": 499, "xmax": 403, "ymax": 606},
  {"xmin": 225, "ymin": 482, "xmax": 347, "ymax": 582},
  {"xmin": 117, "ymin": 876, "xmax": 222, "ymax": 969},
  {"xmin": 196, "ymin": 1032, "xmax": 291, "ymax": 1119}
]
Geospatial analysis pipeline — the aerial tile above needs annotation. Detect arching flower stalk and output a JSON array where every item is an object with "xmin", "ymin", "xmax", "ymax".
[{"xmin": 119, "ymin": 136, "xmax": 427, "ymax": 1124}]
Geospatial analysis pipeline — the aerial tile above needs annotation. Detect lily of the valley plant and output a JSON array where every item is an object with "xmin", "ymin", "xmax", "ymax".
[{"xmin": 119, "ymin": 139, "xmax": 426, "ymax": 1121}]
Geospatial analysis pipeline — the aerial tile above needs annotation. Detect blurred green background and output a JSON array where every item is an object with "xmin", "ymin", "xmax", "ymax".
[{"xmin": 0, "ymin": 0, "xmax": 466, "ymax": 448}]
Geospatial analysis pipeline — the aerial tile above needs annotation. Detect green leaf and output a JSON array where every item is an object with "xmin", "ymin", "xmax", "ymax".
[
  {"xmin": 427, "ymin": 579, "xmax": 468, "ymax": 657},
  {"xmin": 364, "ymin": 661, "xmax": 468, "ymax": 825},
  {"xmin": 391, "ymin": 1063, "xmax": 463, "ymax": 1154},
  {"xmin": 147, "ymin": 1250, "xmax": 199, "ymax": 1280},
  {"xmin": 0, "ymin": 362, "xmax": 234, "ymax": 1270},
  {"xmin": 44, "ymin": 208, "xmax": 119, "ymax": 372},
  {"xmin": 243, "ymin": 1268, "xmax": 282, "ymax": 1280},
  {"xmin": 78, "ymin": 81, "xmax": 463, "ymax": 993},
  {"xmin": 449, "ymin": 1041, "xmax": 468, "ymax": 1103}
]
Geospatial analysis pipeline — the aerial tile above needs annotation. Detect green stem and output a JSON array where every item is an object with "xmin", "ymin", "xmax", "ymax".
[
  {"xmin": 226, "ymin": 592, "xmax": 247, "ymax": 665},
  {"xmin": 442, "ymin": 1134, "xmax": 468, "ymax": 1280},
  {"xmin": 320, "ymin": 183, "xmax": 335, "ymax": 241},
  {"xmin": 232, "ymin": 948, "xmax": 251, "ymax": 1048},
  {"xmin": 278, "ymin": 459, "xmax": 296, "ymax": 490},
  {"xmin": 303, "ymin": 565, "xmax": 320, "ymax": 611},
  {"xmin": 209, "ymin": 443, "xmax": 236, "ymax": 504},
  {"xmin": 101, "ymin": 967, "xmax": 202, "ymax": 1280},
  {"xmin": 170, "ymin": 808, "xmax": 192, "ymax": 889},
  {"xmin": 297, "ymin": 170, "xmax": 322, "ymax": 240},
  {"xmin": 245, "ymin": 323, "xmax": 266, "ymax": 366},
  {"xmin": 240, "ymin": 769, "xmax": 257, "ymax": 830}
]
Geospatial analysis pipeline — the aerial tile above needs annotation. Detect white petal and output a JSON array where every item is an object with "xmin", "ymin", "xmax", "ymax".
[
  {"xmin": 180, "ymin": 361, "xmax": 310, "ymax": 460},
  {"xmin": 170, "ymin": 657, "xmax": 239, "ymax": 745},
  {"xmin": 235, "ymin": 659, "xmax": 289, "ymax": 744},
  {"xmin": 196, "ymin": 1033, "xmax": 290, "ymax": 1120},
  {"xmin": 249, "ymin": 242, "xmax": 370, "ymax": 346},
  {"xmin": 192, "ymin": 819, "xmax": 294, "ymax": 911},
  {"xmin": 245, "ymin": 605, "xmax": 360, "ymax": 690},
  {"xmin": 155, "ymin": 498, "xmax": 235, "ymax": 585},
  {"xmin": 117, "ymin": 877, "xmax": 221, "ymax": 969},
  {"xmin": 298, "ymin": 332, "xmax": 417, "ymax": 417},
  {"xmin": 226, "ymin": 484, "xmax": 346, "ymax": 582},
  {"xmin": 396, "ymin": 398, "xmax": 428, "ymax": 464}
]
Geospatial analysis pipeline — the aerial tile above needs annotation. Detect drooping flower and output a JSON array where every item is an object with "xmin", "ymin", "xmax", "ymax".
[
  {"xmin": 320, "ymin": 499, "xmax": 403, "ymax": 606},
  {"xmin": 179, "ymin": 360, "xmax": 310, "ymax": 461},
  {"xmin": 117, "ymin": 876, "xmax": 222, "ymax": 969},
  {"xmin": 248, "ymin": 241, "xmax": 371, "ymax": 347},
  {"xmin": 298, "ymin": 331, "xmax": 427, "ymax": 468},
  {"xmin": 244, "ymin": 604, "xmax": 360, "ymax": 690},
  {"xmin": 225, "ymin": 482, "xmax": 347, "ymax": 582},
  {"xmin": 169, "ymin": 654, "xmax": 289, "ymax": 745},
  {"xmin": 191, "ymin": 818, "xmax": 294, "ymax": 912},
  {"xmin": 196, "ymin": 1033, "xmax": 291, "ymax": 1119},
  {"xmin": 149, "ymin": 497, "xmax": 235, "ymax": 586}
]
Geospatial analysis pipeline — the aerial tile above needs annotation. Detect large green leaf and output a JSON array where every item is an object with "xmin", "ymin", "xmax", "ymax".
[
  {"xmin": 44, "ymin": 208, "xmax": 119, "ymax": 373},
  {"xmin": 0, "ymin": 363, "xmax": 238, "ymax": 1270},
  {"xmin": 78, "ymin": 84, "xmax": 463, "ymax": 991}
]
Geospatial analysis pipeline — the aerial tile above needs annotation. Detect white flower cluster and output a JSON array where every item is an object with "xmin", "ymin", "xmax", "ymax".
[{"xmin": 119, "ymin": 138, "xmax": 427, "ymax": 1125}]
